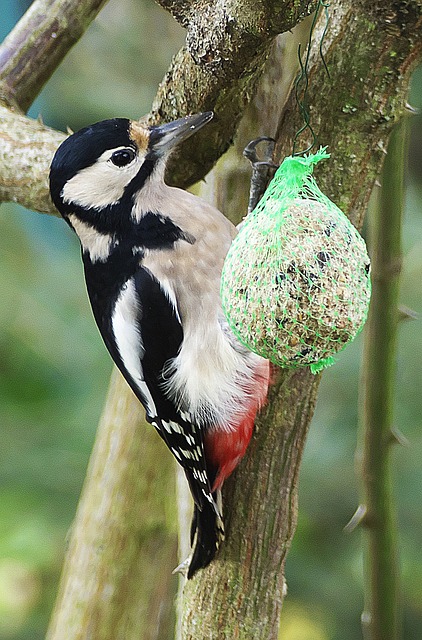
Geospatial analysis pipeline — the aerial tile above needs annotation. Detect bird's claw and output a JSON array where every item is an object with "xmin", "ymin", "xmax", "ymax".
[
  {"xmin": 243, "ymin": 137, "xmax": 278, "ymax": 213},
  {"xmin": 243, "ymin": 136, "xmax": 277, "ymax": 169},
  {"xmin": 172, "ymin": 557, "xmax": 191, "ymax": 577}
]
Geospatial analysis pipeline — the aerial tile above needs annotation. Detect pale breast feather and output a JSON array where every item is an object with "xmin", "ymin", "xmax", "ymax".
[{"xmin": 142, "ymin": 248, "xmax": 266, "ymax": 430}]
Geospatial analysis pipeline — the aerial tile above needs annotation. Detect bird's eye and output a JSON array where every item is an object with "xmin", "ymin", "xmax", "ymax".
[{"xmin": 110, "ymin": 148, "xmax": 136, "ymax": 167}]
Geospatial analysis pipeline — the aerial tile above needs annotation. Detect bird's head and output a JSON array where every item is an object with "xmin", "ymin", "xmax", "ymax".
[{"xmin": 49, "ymin": 112, "xmax": 214, "ymax": 224}]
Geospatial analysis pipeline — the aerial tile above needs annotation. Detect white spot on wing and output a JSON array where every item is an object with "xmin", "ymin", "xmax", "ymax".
[
  {"xmin": 112, "ymin": 278, "xmax": 157, "ymax": 417},
  {"xmin": 162, "ymin": 421, "xmax": 172, "ymax": 433},
  {"xmin": 169, "ymin": 421, "xmax": 182, "ymax": 434}
]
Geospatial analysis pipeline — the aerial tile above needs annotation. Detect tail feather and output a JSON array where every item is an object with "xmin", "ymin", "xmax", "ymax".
[{"xmin": 187, "ymin": 492, "xmax": 224, "ymax": 579}]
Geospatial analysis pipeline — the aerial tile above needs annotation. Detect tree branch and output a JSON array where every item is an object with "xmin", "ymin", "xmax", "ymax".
[
  {"xmin": 273, "ymin": 1, "xmax": 421, "ymax": 226},
  {"xmin": 360, "ymin": 118, "xmax": 408, "ymax": 640},
  {"xmin": 157, "ymin": 0, "xmax": 316, "ymax": 34},
  {"xmin": 0, "ymin": 0, "xmax": 317, "ymax": 210},
  {"xmin": 153, "ymin": 0, "xmax": 317, "ymax": 187},
  {"xmin": 0, "ymin": 104, "xmax": 65, "ymax": 213},
  {"xmin": 0, "ymin": 0, "xmax": 110, "ymax": 112}
]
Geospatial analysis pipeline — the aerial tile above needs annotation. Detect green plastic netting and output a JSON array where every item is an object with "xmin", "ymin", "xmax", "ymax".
[{"xmin": 220, "ymin": 148, "xmax": 371, "ymax": 373}]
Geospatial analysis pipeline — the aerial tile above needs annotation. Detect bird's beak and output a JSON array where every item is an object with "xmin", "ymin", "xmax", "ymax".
[{"xmin": 148, "ymin": 112, "xmax": 214, "ymax": 154}]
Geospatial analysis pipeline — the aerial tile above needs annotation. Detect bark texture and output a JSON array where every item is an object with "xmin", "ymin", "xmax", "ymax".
[
  {"xmin": 152, "ymin": 0, "xmax": 317, "ymax": 186},
  {"xmin": 0, "ymin": 104, "xmax": 65, "ymax": 213}
]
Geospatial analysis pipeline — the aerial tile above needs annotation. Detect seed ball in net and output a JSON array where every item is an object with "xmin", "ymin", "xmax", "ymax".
[{"xmin": 221, "ymin": 197, "xmax": 371, "ymax": 368}]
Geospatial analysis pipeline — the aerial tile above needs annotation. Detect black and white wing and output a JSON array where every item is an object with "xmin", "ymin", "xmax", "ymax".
[{"xmin": 86, "ymin": 262, "xmax": 223, "ymax": 577}]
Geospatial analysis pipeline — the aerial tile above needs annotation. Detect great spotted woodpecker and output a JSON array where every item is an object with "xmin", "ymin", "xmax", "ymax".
[{"xmin": 49, "ymin": 112, "xmax": 270, "ymax": 578}]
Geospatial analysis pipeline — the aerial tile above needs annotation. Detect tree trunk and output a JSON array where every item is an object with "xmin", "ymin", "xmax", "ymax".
[
  {"xmin": 46, "ymin": 370, "xmax": 179, "ymax": 640},
  {"xmin": 178, "ymin": 2, "xmax": 421, "ymax": 637}
]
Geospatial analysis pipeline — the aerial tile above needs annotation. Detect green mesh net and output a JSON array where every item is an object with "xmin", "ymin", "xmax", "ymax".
[{"xmin": 220, "ymin": 148, "xmax": 371, "ymax": 373}]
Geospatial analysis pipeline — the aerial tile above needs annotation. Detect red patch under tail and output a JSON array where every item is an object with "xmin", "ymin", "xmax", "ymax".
[{"xmin": 204, "ymin": 360, "xmax": 270, "ymax": 491}]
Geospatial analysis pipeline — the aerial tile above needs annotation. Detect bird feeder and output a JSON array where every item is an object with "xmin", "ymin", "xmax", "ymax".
[{"xmin": 220, "ymin": 148, "xmax": 371, "ymax": 373}]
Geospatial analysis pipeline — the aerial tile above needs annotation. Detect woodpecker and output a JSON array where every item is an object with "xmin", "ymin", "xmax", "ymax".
[{"xmin": 49, "ymin": 112, "xmax": 270, "ymax": 578}]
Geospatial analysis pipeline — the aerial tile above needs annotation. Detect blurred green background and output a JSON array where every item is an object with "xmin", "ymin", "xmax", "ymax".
[{"xmin": 0, "ymin": 2, "xmax": 421, "ymax": 639}]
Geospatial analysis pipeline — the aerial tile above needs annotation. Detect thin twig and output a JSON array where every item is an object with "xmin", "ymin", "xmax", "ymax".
[
  {"xmin": 0, "ymin": 0, "xmax": 109, "ymax": 112},
  {"xmin": 361, "ymin": 118, "xmax": 408, "ymax": 640}
]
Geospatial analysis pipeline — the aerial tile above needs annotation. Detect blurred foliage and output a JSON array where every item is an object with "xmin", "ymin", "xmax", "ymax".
[{"xmin": 0, "ymin": 1, "xmax": 421, "ymax": 639}]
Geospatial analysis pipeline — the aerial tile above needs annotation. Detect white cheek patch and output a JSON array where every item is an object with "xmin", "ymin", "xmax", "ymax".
[
  {"xmin": 68, "ymin": 215, "xmax": 115, "ymax": 262},
  {"xmin": 112, "ymin": 278, "xmax": 157, "ymax": 417},
  {"xmin": 61, "ymin": 147, "xmax": 145, "ymax": 211}
]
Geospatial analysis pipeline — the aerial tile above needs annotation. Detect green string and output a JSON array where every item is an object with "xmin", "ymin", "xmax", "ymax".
[{"xmin": 292, "ymin": 1, "xmax": 331, "ymax": 157}]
